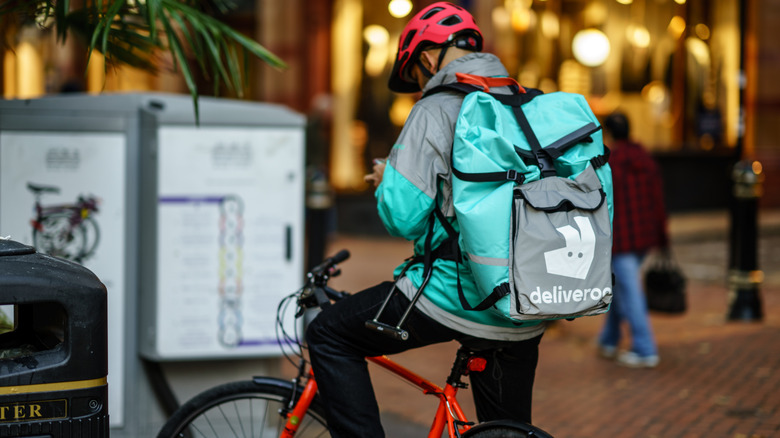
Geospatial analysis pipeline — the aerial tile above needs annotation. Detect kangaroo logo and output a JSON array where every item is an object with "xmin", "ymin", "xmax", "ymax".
[{"xmin": 543, "ymin": 216, "xmax": 596, "ymax": 279}]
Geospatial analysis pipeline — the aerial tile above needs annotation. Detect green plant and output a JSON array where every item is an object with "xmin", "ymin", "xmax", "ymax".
[{"xmin": 1, "ymin": 0, "xmax": 287, "ymax": 120}]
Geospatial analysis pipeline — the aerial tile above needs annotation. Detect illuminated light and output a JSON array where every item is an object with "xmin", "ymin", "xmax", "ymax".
[
  {"xmin": 330, "ymin": 0, "xmax": 365, "ymax": 190},
  {"xmin": 390, "ymin": 95, "xmax": 416, "ymax": 127},
  {"xmin": 642, "ymin": 81, "xmax": 669, "ymax": 105},
  {"xmin": 87, "ymin": 50, "xmax": 106, "ymax": 94},
  {"xmin": 363, "ymin": 24, "xmax": 389, "ymax": 46},
  {"xmin": 583, "ymin": 2, "xmax": 608, "ymax": 26},
  {"xmin": 492, "ymin": 7, "xmax": 512, "ymax": 31},
  {"xmin": 572, "ymin": 29, "xmax": 611, "ymax": 67},
  {"xmin": 540, "ymin": 11, "xmax": 560, "ymax": 39},
  {"xmin": 364, "ymin": 25, "xmax": 390, "ymax": 77},
  {"xmin": 3, "ymin": 50, "xmax": 16, "ymax": 98},
  {"xmin": 695, "ymin": 23, "xmax": 711, "ymax": 40},
  {"xmin": 752, "ymin": 161, "xmax": 763, "ymax": 175},
  {"xmin": 668, "ymin": 16, "xmax": 686, "ymax": 39},
  {"xmin": 388, "ymin": 0, "xmax": 413, "ymax": 18},
  {"xmin": 511, "ymin": 8, "xmax": 536, "ymax": 33},
  {"xmin": 558, "ymin": 59, "xmax": 591, "ymax": 95},
  {"xmin": 685, "ymin": 37, "xmax": 710, "ymax": 66},
  {"xmin": 616, "ymin": 0, "xmax": 633, "ymax": 4},
  {"xmin": 505, "ymin": 0, "xmax": 533, "ymax": 8},
  {"xmin": 626, "ymin": 24, "xmax": 651, "ymax": 48},
  {"xmin": 16, "ymin": 41, "xmax": 44, "ymax": 98},
  {"xmin": 675, "ymin": 0, "xmax": 686, "ymax": 4}
]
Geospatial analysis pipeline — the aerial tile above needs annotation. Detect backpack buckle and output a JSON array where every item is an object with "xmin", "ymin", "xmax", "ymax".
[
  {"xmin": 506, "ymin": 170, "xmax": 525, "ymax": 184},
  {"xmin": 535, "ymin": 151, "xmax": 557, "ymax": 178}
]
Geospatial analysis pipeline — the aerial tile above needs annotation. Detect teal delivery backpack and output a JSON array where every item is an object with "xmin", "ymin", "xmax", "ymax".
[{"xmin": 429, "ymin": 74, "xmax": 614, "ymax": 324}]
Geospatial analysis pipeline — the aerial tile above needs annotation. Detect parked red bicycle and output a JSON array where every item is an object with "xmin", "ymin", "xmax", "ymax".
[
  {"xmin": 157, "ymin": 250, "xmax": 553, "ymax": 438},
  {"xmin": 27, "ymin": 182, "xmax": 100, "ymax": 263}
]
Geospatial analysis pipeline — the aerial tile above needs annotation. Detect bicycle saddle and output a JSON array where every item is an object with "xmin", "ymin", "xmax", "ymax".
[{"xmin": 27, "ymin": 183, "xmax": 60, "ymax": 194}]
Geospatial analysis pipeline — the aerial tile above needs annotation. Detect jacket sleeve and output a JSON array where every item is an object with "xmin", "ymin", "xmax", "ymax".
[{"xmin": 375, "ymin": 103, "xmax": 453, "ymax": 241}]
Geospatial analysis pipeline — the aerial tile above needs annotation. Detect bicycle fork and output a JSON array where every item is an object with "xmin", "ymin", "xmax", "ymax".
[{"xmin": 281, "ymin": 368, "xmax": 319, "ymax": 438}]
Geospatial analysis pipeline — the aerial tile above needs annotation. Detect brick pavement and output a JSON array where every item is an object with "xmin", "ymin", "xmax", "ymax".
[{"xmin": 318, "ymin": 211, "xmax": 779, "ymax": 438}]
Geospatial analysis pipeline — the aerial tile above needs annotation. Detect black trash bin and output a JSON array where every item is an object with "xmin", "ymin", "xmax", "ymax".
[{"xmin": 0, "ymin": 238, "xmax": 108, "ymax": 437}]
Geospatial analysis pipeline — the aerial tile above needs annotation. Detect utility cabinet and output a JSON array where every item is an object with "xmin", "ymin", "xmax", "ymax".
[{"xmin": 0, "ymin": 93, "xmax": 305, "ymax": 435}]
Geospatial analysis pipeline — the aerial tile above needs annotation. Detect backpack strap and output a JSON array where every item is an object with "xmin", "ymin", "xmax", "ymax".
[
  {"xmin": 508, "ymin": 103, "xmax": 557, "ymax": 178},
  {"xmin": 430, "ymin": 195, "xmax": 512, "ymax": 313},
  {"xmin": 590, "ymin": 145, "xmax": 611, "ymax": 169},
  {"xmin": 457, "ymin": 281, "xmax": 511, "ymax": 312},
  {"xmin": 453, "ymin": 167, "xmax": 527, "ymax": 185}
]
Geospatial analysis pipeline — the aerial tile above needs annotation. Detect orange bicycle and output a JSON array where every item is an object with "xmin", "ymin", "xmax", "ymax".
[{"xmin": 156, "ymin": 250, "xmax": 553, "ymax": 438}]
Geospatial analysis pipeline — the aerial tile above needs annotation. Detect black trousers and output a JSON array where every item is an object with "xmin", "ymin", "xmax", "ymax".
[{"xmin": 306, "ymin": 281, "xmax": 543, "ymax": 438}]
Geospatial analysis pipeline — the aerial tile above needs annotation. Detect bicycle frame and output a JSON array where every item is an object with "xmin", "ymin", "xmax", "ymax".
[
  {"xmin": 29, "ymin": 190, "xmax": 99, "ymax": 232},
  {"xmin": 281, "ymin": 355, "xmax": 471, "ymax": 438},
  {"xmin": 156, "ymin": 251, "xmax": 554, "ymax": 438}
]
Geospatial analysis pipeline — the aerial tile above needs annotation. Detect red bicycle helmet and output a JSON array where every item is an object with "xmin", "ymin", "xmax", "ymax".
[{"xmin": 389, "ymin": 2, "xmax": 483, "ymax": 93}]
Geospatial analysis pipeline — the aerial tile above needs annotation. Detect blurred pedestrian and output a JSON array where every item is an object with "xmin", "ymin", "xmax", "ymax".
[{"xmin": 597, "ymin": 111, "xmax": 669, "ymax": 368}]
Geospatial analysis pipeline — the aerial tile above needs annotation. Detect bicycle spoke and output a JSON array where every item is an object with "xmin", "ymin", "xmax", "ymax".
[
  {"xmin": 189, "ymin": 422, "xmax": 207, "ymax": 438},
  {"xmin": 259, "ymin": 399, "xmax": 273, "ymax": 438},
  {"xmin": 250, "ymin": 399, "xmax": 255, "ymax": 438},
  {"xmin": 204, "ymin": 411, "xmax": 220, "ymax": 437},
  {"xmin": 232, "ymin": 401, "xmax": 249, "ymax": 437},
  {"xmin": 216, "ymin": 404, "xmax": 242, "ymax": 437}
]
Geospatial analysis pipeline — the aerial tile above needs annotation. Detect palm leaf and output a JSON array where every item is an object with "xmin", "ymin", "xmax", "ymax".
[{"xmin": 1, "ymin": 0, "xmax": 288, "ymax": 122}]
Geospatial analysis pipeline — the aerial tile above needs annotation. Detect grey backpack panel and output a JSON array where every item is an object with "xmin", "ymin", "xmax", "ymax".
[{"xmin": 509, "ymin": 166, "xmax": 612, "ymax": 320}]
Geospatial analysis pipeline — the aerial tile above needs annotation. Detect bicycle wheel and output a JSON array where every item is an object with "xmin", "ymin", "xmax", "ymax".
[
  {"xmin": 461, "ymin": 420, "xmax": 554, "ymax": 438},
  {"xmin": 156, "ymin": 378, "xmax": 330, "ymax": 438},
  {"xmin": 32, "ymin": 212, "xmax": 87, "ymax": 261},
  {"xmin": 79, "ymin": 216, "xmax": 100, "ymax": 260}
]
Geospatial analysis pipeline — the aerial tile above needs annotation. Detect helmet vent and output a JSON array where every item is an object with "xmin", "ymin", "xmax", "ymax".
[
  {"xmin": 421, "ymin": 7, "xmax": 445, "ymax": 20},
  {"xmin": 401, "ymin": 30, "xmax": 417, "ymax": 50},
  {"xmin": 439, "ymin": 15, "xmax": 463, "ymax": 27}
]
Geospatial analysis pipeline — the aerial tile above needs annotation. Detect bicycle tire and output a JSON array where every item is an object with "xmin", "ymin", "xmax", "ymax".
[
  {"xmin": 79, "ymin": 216, "xmax": 100, "ymax": 260},
  {"xmin": 32, "ymin": 212, "xmax": 87, "ymax": 261},
  {"xmin": 156, "ymin": 378, "xmax": 330, "ymax": 438},
  {"xmin": 461, "ymin": 420, "xmax": 554, "ymax": 438}
]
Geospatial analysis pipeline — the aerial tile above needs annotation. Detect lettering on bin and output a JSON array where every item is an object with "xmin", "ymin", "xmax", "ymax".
[{"xmin": 0, "ymin": 399, "xmax": 67, "ymax": 423}]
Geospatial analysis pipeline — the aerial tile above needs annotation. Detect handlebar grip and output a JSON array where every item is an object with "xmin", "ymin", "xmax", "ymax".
[
  {"xmin": 365, "ymin": 320, "xmax": 409, "ymax": 341},
  {"xmin": 329, "ymin": 249, "xmax": 350, "ymax": 264},
  {"xmin": 311, "ymin": 249, "xmax": 351, "ymax": 275}
]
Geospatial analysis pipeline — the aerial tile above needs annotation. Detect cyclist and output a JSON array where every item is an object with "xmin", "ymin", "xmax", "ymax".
[{"xmin": 306, "ymin": 3, "xmax": 545, "ymax": 437}]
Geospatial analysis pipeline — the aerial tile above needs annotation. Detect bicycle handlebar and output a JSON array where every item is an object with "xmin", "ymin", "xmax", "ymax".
[
  {"xmin": 296, "ymin": 250, "xmax": 351, "ymax": 312},
  {"xmin": 310, "ymin": 249, "xmax": 350, "ymax": 276}
]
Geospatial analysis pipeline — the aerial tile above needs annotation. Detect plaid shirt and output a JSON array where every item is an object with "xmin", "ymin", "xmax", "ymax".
[{"xmin": 610, "ymin": 139, "xmax": 669, "ymax": 254}]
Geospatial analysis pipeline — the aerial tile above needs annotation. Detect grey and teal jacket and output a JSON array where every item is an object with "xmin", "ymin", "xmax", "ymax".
[{"xmin": 376, "ymin": 52, "xmax": 546, "ymax": 341}]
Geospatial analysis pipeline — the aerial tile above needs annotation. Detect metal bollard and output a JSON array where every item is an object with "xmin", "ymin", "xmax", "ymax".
[{"xmin": 727, "ymin": 160, "xmax": 764, "ymax": 321}]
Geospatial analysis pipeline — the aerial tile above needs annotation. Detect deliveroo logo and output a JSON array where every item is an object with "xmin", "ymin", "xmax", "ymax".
[{"xmin": 543, "ymin": 216, "xmax": 596, "ymax": 279}]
